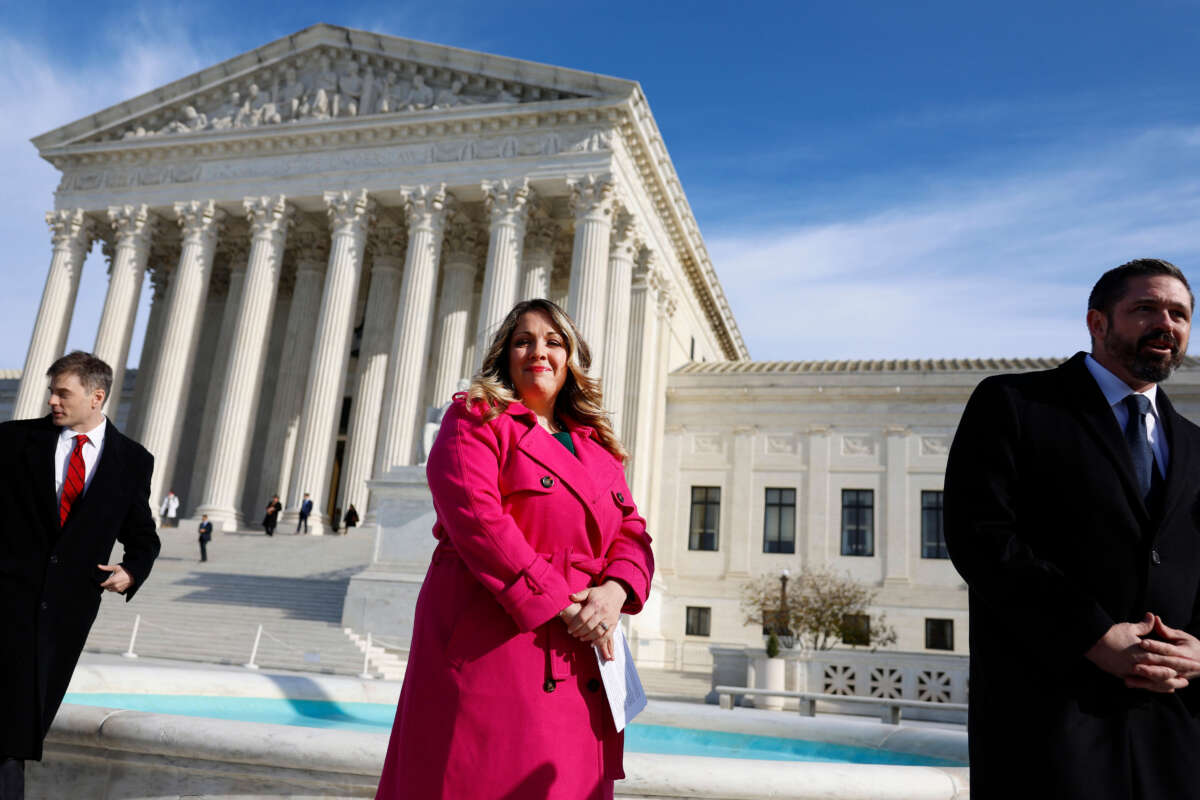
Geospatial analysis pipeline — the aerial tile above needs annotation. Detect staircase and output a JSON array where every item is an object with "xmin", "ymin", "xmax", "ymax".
[{"xmin": 84, "ymin": 526, "xmax": 389, "ymax": 676}]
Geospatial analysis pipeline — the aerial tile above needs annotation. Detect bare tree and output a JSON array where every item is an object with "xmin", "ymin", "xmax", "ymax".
[{"xmin": 740, "ymin": 566, "xmax": 897, "ymax": 652}]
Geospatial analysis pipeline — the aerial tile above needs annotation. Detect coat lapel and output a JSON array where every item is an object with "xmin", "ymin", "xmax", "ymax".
[
  {"xmin": 1059, "ymin": 354, "xmax": 1151, "ymax": 525},
  {"xmin": 516, "ymin": 422, "xmax": 603, "ymax": 509},
  {"xmin": 25, "ymin": 415, "xmax": 61, "ymax": 537},
  {"xmin": 62, "ymin": 419, "xmax": 124, "ymax": 533},
  {"xmin": 1154, "ymin": 388, "xmax": 1192, "ymax": 526}
]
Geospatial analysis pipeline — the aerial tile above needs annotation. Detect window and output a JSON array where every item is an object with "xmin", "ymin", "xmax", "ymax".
[
  {"xmin": 688, "ymin": 486, "xmax": 720, "ymax": 551},
  {"xmin": 840, "ymin": 489, "xmax": 874, "ymax": 556},
  {"xmin": 921, "ymin": 490, "xmax": 948, "ymax": 559},
  {"xmin": 686, "ymin": 606, "xmax": 711, "ymax": 637},
  {"xmin": 926, "ymin": 618, "xmax": 954, "ymax": 651},
  {"xmin": 763, "ymin": 488, "xmax": 796, "ymax": 553},
  {"xmin": 842, "ymin": 613, "xmax": 870, "ymax": 646}
]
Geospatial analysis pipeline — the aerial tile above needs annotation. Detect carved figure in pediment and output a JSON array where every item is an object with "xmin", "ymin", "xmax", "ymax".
[
  {"xmin": 210, "ymin": 89, "xmax": 242, "ymax": 130},
  {"xmin": 123, "ymin": 125, "xmax": 149, "ymax": 139},
  {"xmin": 278, "ymin": 67, "xmax": 308, "ymax": 120},
  {"xmin": 250, "ymin": 83, "xmax": 282, "ymax": 125},
  {"xmin": 375, "ymin": 71, "xmax": 401, "ymax": 113},
  {"xmin": 495, "ymin": 85, "xmax": 520, "ymax": 103},
  {"xmin": 337, "ymin": 60, "xmax": 364, "ymax": 117},
  {"xmin": 433, "ymin": 79, "xmax": 471, "ymax": 109},
  {"xmin": 359, "ymin": 66, "xmax": 377, "ymax": 118},
  {"xmin": 159, "ymin": 105, "xmax": 208, "ymax": 135},
  {"xmin": 312, "ymin": 54, "xmax": 339, "ymax": 118},
  {"xmin": 406, "ymin": 75, "xmax": 434, "ymax": 110}
]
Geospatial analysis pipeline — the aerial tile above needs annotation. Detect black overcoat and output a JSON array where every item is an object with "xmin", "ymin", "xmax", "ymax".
[
  {"xmin": 0, "ymin": 415, "xmax": 159, "ymax": 760},
  {"xmin": 945, "ymin": 352, "xmax": 1200, "ymax": 799}
]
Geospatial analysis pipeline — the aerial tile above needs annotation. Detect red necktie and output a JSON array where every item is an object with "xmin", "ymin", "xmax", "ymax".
[{"xmin": 59, "ymin": 434, "xmax": 90, "ymax": 526}]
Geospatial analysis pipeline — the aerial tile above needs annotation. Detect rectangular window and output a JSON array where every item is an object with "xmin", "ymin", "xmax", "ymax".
[
  {"xmin": 763, "ymin": 488, "xmax": 796, "ymax": 553},
  {"xmin": 688, "ymin": 486, "xmax": 721, "ymax": 551},
  {"xmin": 921, "ymin": 490, "xmax": 948, "ymax": 559},
  {"xmin": 925, "ymin": 618, "xmax": 954, "ymax": 651},
  {"xmin": 842, "ymin": 613, "xmax": 870, "ymax": 646},
  {"xmin": 686, "ymin": 606, "xmax": 711, "ymax": 637},
  {"xmin": 840, "ymin": 489, "xmax": 874, "ymax": 556}
]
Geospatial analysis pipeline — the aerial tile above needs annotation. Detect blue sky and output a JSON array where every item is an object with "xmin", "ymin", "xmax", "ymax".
[{"xmin": 4, "ymin": 0, "xmax": 1200, "ymax": 365}]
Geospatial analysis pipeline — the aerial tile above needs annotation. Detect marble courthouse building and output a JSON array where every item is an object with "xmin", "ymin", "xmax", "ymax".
[{"xmin": 22, "ymin": 24, "xmax": 1200, "ymax": 658}]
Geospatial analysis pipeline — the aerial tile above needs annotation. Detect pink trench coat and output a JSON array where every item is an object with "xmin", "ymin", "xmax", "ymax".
[{"xmin": 375, "ymin": 396, "xmax": 655, "ymax": 800}]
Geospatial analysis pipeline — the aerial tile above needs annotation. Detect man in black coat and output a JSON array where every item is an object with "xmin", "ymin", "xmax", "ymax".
[
  {"xmin": 945, "ymin": 259, "xmax": 1200, "ymax": 799},
  {"xmin": 0, "ymin": 352, "xmax": 160, "ymax": 799}
]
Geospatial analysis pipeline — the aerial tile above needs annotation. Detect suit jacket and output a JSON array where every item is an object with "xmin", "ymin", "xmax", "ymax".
[
  {"xmin": 944, "ymin": 352, "xmax": 1200, "ymax": 799},
  {"xmin": 0, "ymin": 415, "xmax": 160, "ymax": 760},
  {"xmin": 376, "ymin": 395, "xmax": 654, "ymax": 800}
]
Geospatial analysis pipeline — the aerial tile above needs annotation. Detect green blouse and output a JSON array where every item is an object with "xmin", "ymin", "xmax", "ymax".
[{"xmin": 551, "ymin": 430, "xmax": 576, "ymax": 457}]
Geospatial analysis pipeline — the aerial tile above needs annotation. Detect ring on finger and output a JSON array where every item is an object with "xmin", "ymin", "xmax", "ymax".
[{"xmin": 599, "ymin": 622, "xmax": 608, "ymax": 632}]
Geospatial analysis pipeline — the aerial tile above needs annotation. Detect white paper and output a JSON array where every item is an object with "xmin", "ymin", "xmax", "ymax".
[{"xmin": 595, "ymin": 625, "xmax": 647, "ymax": 732}]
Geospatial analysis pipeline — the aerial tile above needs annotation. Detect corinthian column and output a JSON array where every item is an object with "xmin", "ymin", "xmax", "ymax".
[
  {"xmin": 196, "ymin": 196, "xmax": 293, "ymax": 531},
  {"xmin": 285, "ymin": 190, "xmax": 375, "ymax": 535},
  {"xmin": 566, "ymin": 175, "xmax": 615, "ymax": 376},
  {"xmin": 474, "ymin": 179, "xmax": 532, "ymax": 365},
  {"xmin": 258, "ymin": 217, "xmax": 328, "ymax": 510},
  {"xmin": 520, "ymin": 210, "xmax": 556, "ymax": 301},
  {"xmin": 141, "ymin": 201, "xmax": 225, "ymax": 516},
  {"xmin": 124, "ymin": 265, "xmax": 172, "ymax": 440},
  {"xmin": 601, "ymin": 209, "xmax": 637, "ymax": 428},
  {"xmin": 431, "ymin": 213, "xmax": 481, "ymax": 405},
  {"xmin": 339, "ymin": 214, "xmax": 406, "ymax": 518},
  {"xmin": 95, "ymin": 204, "xmax": 158, "ymax": 420},
  {"xmin": 375, "ymin": 185, "xmax": 454, "ymax": 474},
  {"xmin": 14, "ymin": 210, "xmax": 95, "ymax": 419}
]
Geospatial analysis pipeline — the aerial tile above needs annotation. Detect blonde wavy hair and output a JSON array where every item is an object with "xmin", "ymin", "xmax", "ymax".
[{"xmin": 466, "ymin": 299, "xmax": 627, "ymax": 462}]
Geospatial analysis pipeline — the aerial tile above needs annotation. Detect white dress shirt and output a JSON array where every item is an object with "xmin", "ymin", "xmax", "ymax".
[
  {"xmin": 55, "ymin": 416, "xmax": 108, "ymax": 502},
  {"xmin": 1084, "ymin": 354, "xmax": 1168, "ymax": 474}
]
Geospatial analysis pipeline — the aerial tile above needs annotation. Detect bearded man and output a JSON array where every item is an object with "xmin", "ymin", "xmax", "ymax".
[{"xmin": 945, "ymin": 258, "xmax": 1200, "ymax": 798}]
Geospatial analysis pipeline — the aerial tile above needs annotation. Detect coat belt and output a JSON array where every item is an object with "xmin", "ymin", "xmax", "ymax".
[{"xmin": 542, "ymin": 547, "xmax": 605, "ymax": 684}]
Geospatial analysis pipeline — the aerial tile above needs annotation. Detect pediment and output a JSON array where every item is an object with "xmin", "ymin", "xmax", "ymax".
[{"xmin": 34, "ymin": 23, "xmax": 637, "ymax": 151}]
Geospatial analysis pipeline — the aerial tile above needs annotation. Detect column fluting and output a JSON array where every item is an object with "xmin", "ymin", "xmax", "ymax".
[
  {"xmin": 141, "ymin": 200, "xmax": 225, "ymax": 516},
  {"xmin": 519, "ymin": 210, "xmax": 556, "ymax": 301},
  {"xmin": 474, "ymin": 179, "xmax": 532, "ymax": 367},
  {"xmin": 285, "ymin": 190, "xmax": 375, "ymax": 535},
  {"xmin": 566, "ymin": 175, "xmax": 615, "ymax": 377},
  {"xmin": 622, "ymin": 255, "xmax": 663, "ymax": 492},
  {"xmin": 375, "ymin": 185, "xmax": 454, "ymax": 474},
  {"xmin": 258, "ymin": 218, "xmax": 329, "ymax": 511},
  {"xmin": 94, "ymin": 204, "xmax": 158, "ymax": 421},
  {"xmin": 339, "ymin": 214, "xmax": 406, "ymax": 518},
  {"xmin": 124, "ymin": 265, "xmax": 172, "ymax": 440},
  {"xmin": 15, "ymin": 210, "xmax": 95, "ymax": 419},
  {"xmin": 432, "ymin": 212, "xmax": 481, "ymax": 406},
  {"xmin": 196, "ymin": 196, "xmax": 293, "ymax": 531},
  {"xmin": 601, "ymin": 209, "xmax": 637, "ymax": 429}
]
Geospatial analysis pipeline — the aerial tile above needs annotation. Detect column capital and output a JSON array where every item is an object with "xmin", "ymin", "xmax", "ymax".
[
  {"xmin": 324, "ymin": 189, "xmax": 376, "ymax": 238},
  {"xmin": 243, "ymin": 195, "xmax": 294, "ymax": 246},
  {"xmin": 568, "ymin": 174, "xmax": 615, "ymax": 223},
  {"xmin": 290, "ymin": 214, "xmax": 331, "ymax": 274},
  {"xmin": 148, "ymin": 263, "xmax": 172, "ymax": 299},
  {"xmin": 482, "ymin": 178, "xmax": 533, "ymax": 229},
  {"xmin": 655, "ymin": 274, "xmax": 677, "ymax": 320},
  {"xmin": 174, "ymin": 200, "xmax": 226, "ymax": 249},
  {"xmin": 442, "ymin": 211, "xmax": 484, "ymax": 266},
  {"xmin": 371, "ymin": 211, "xmax": 407, "ymax": 263},
  {"xmin": 402, "ymin": 184, "xmax": 454, "ymax": 234},
  {"xmin": 609, "ymin": 207, "xmax": 637, "ymax": 258},
  {"xmin": 107, "ymin": 203, "xmax": 158, "ymax": 248},
  {"xmin": 524, "ymin": 208, "xmax": 558, "ymax": 255},
  {"xmin": 46, "ymin": 209, "xmax": 95, "ymax": 255}
]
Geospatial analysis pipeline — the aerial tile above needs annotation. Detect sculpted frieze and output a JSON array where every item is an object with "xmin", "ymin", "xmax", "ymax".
[{"xmin": 112, "ymin": 47, "xmax": 579, "ymax": 142}]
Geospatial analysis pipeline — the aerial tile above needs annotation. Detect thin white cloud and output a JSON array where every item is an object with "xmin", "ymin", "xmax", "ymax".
[{"xmin": 711, "ymin": 128, "xmax": 1200, "ymax": 361}]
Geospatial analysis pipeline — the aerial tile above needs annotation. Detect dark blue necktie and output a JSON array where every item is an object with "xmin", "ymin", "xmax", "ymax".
[{"xmin": 1123, "ymin": 393, "xmax": 1154, "ymax": 499}]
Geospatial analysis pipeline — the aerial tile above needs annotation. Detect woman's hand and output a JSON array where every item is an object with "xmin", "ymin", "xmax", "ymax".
[{"xmin": 562, "ymin": 581, "xmax": 626, "ymax": 644}]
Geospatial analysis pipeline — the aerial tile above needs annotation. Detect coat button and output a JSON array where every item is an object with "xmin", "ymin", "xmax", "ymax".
[
  {"xmin": 40, "ymin": 601, "xmax": 48, "ymax": 610},
  {"xmin": 541, "ymin": 476, "xmax": 554, "ymax": 489},
  {"xmin": 543, "ymin": 678, "xmax": 557, "ymax": 693},
  {"xmin": 587, "ymin": 678, "xmax": 601, "ymax": 693},
  {"xmin": 616, "ymin": 492, "xmax": 624, "ymax": 503},
  {"xmin": 1151, "ymin": 549, "xmax": 1162, "ymax": 566},
  {"xmin": 49, "ymin": 555, "xmax": 58, "ymax": 564}
]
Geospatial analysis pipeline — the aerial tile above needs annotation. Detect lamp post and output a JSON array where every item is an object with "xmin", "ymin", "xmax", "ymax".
[{"xmin": 778, "ymin": 569, "xmax": 795, "ymax": 649}]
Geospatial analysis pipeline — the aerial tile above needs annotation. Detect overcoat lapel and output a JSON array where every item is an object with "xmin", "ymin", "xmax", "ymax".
[
  {"xmin": 516, "ymin": 423, "xmax": 603, "ymax": 509},
  {"xmin": 1059, "ymin": 354, "xmax": 1151, "ymax": 526},
  {"xmin": 61, "ymin": 420, "xmax": 124, "ymax": 534},
  {"xmin": 1155, "ymin": 389, "xmax": 1192, "ymax": 526},
  {"xmin": 24, "ymin": 416, "xmax": 60, "ymax": 539}
]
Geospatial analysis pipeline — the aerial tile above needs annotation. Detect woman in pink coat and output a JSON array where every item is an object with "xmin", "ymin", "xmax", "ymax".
[{"xmin": 375, "ymin": 299, "xmax": 655, "ymax": 800}]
